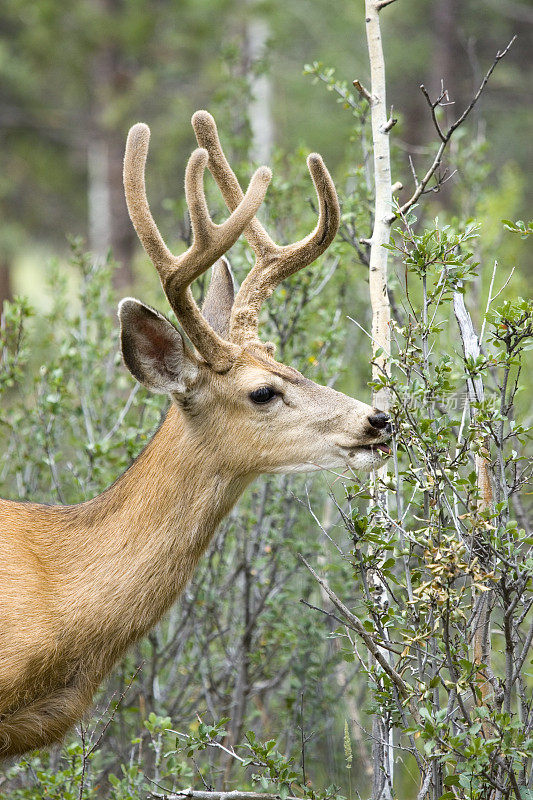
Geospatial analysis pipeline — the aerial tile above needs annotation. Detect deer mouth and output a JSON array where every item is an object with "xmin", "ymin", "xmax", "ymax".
[
  {"xmin": 368, "ymin": 443, "xmax": 392, "ymax": 456},
  {"xmin": 344, "ymin": 442, "xmax": 392, "ymax": 458}
]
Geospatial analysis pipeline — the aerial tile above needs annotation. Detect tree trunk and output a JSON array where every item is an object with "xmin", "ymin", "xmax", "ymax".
[
  {"xmin": 88, "ymin": 130, "xmax": 136, "ymax": 285},
  {"xmin": 363, "ymin": 2, "xmax": 394, "ymax": 797},
  {"xmin": 89, "ymin": 0, "xmax": 136, "ymax": 286},
  {"xmin": 108, "ymin": 133, "xmax": 136, "ymax": 284},
  {"xmin": 88, "ymin": 136, "xmax": 112, "ymax": 260},
  {"xmin": 246, "ymin": 13, "xmax": 273, "ymax": 164},
  {"xmin": 365, "ymin": 0, "xmax": 391, "ymax": 415},
  {"xmin": 0, "ymin": 261, "xmax": 12, "ymax": 310}
]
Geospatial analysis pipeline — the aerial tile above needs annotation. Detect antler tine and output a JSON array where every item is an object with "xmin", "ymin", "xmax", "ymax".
[
  {"xmin": 192, "ymin": 110, "xmax": 276, "ymax": 256},
  {"xmin": 230, "ymin": 152, "xmax": 340, "ymax": 345},
  {"xmin": 124, "ymin": 123, "xmax": 175, "ymax": 282},
  {"xmin": 124, "ymin": 121, "xmax": 272, "ymax": 371},
  {"xmin": 192, "ymin": 110, "xmax": 340, "ymax": 347},
  {"xmin": 180, "ymin": 147, "xmax": 271, "ymax": 270}
]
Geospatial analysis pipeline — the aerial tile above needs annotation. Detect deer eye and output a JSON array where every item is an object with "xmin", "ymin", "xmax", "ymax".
[{"xmin": 249, "ymin": 386, "xmax": 277, "ymax": 404}]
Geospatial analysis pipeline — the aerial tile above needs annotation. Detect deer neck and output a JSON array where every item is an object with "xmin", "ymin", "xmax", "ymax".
[{"xmin": 61, "ymin": 404, "xmax": 252, "ymax": 640}]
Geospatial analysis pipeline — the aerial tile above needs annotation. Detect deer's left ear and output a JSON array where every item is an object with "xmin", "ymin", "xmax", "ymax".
[
  {"xmin": 119, "ymin": 298, "xmax": 199, "ymax": 395},
  {"xmin": 201, "ymin": 257, "xmax": 235, "ymax": 339}
]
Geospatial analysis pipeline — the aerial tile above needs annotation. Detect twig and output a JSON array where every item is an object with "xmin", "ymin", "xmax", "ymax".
[
  {"xmin": 86, "ymin": 663, "xmax": 144, "ymax": 756},
  {"xmin": 299, "ymin": 598, "xmax": 407, "ymax": 659},
  {"xmin": 169, "ymin": 730, "xmax": 246, "ymax": 763},
  {"xmin": 420, "ymin": 84, "xmax": 447, "ymax": 142},
  {"xmin": 78, "ymin": 725, "xmax": 88, "ymax": 800},
  {"xmin": 346, "ymin": 315, "xmax": 378, "ymax": 346},
  {"xmin": 479, "ymin": 264, "xmax": 515, "ymax": 345},
  {"xmin": 300, "ymin": 597, "xmax": 349, "ymax": 629},
  {"xmin": 102, "ymin": 384, "xmax": 140, "ymax": 442},
  {"xmin": 376, "ymin": 0, "xmax": 398, "ymax": 8}
]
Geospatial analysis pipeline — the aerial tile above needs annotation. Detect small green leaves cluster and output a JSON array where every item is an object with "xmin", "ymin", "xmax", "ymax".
[
  {"xmin": 414, "ymin": 705, "xmax": 533, "ymax": 799},
  {"xmin": 385, "ymin": 216, "xmax": 480, "ymax": 284},
  {"xmin": 0, "ymin": 296, "xmax": 33, "ymax": 395},
  {"xmin": 332, "ymin": 216, "xmax": 533, "ymax": 798},
  {"xmin": 502, "ymin": 219, "xmax": 532, "ymax": 238},
  {"xmin": 3, "ymin": 742, "xmax": 89, "ymax": 800},
  {"xmin": 303, "ymin": 62, "xmax": 364, "ymax": 117},
  {"xmin": 242, "ymin": 731, "xmax": 300, "ymax": 799}
]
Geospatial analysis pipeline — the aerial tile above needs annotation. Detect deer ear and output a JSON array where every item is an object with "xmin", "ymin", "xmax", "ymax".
[
  {"xmin": 119, "ymin": 298, "xmax": 199, "ymax": 395},
  {"xmin": 201, "ymin": 257, "xmax": 235, "ymax": 339}
]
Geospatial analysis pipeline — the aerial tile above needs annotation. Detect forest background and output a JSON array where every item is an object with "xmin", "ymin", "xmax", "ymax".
[{"xmin": 0, "ymin": 0, "xmax": 532, "ymax": 799}]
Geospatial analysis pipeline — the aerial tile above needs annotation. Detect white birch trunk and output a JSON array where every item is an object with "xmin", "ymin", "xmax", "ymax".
[
  {"xmin": 88, "ymin": 137, "xmax": 112, "ymax": 260},
  {"xmin": 245, "ymin": 5, "xmax": 273, "ymax": 164},
  {"xmin": 365, "ymin": 0, "xmax": 392, "ymax": 415},
  {"xmin": 248, "ymin": 20, "xmax": 273, "ymax": 164},
  {"xmin": 364, "ymin": 2, "xmax": 394, "ymax": 797}
]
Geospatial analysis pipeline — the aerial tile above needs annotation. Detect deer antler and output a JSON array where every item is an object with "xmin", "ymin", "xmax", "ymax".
[
  {"xmin": 123, "ymin": 122, "xmax": 272, "ymax": 371},
  {"xmin": 191, "ymin": 110, "xmax": 340, "ymax": 347}
]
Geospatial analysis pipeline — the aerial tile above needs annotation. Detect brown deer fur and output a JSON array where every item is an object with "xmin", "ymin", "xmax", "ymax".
[{"xmin": 0, "ymin": 113, "xmax": 391, "ymax": 759}]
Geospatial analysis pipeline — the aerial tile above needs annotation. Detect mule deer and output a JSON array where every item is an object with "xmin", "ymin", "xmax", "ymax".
[{"xmin": 0, "ymin": 111, "xmax": 391, "ymax": 759}]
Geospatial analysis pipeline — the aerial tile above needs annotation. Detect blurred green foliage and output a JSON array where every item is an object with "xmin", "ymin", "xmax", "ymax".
[{"xmin": 0, "ymin": 0, "xmax": 531, "ymax": 287}]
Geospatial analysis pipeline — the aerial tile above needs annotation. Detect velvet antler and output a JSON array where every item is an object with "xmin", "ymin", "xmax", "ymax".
[
  {"xmin": 191, "ymin": 110, "xmax": 340, "ymax": 347},
  {"xmin": 123, "ymin": 122, "xmax": 272, "ymax": 371}
]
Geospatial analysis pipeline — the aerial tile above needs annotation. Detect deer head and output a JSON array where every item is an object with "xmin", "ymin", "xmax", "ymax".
[{"xmin": 119, "ymin": 112, "xmax": 391, "ymax": 476}]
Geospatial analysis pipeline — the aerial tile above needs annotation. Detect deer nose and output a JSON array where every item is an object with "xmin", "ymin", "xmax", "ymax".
[{"xmin": 368, "ymin": 411, "xmax": 392, "ymax": 433}]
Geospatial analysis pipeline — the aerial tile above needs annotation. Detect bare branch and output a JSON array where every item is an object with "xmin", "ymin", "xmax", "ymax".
[
  {"xmin": 447, "ymin": 35, "xmax": 516, "ymax": 138},
  {"xmin": 394, "ymin": 36, "xmax": 516, "ymax": 220},
  {"xmin": 298, "ymin": 554, "xmax": 419, "ymax": 714}
]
